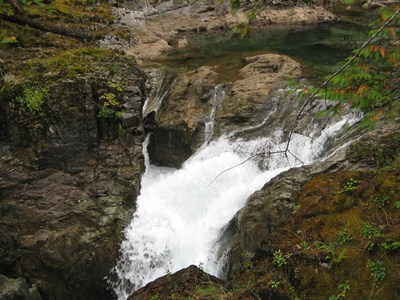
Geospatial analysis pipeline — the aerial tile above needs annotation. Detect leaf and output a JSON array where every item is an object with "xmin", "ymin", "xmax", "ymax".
[
  {"xmin": 379, "ymin": 47, "xmax": 385, "ymax": 58},
  {"xmin": 357, "ymin": 85, "xmax": 368, "ymax": 96}
]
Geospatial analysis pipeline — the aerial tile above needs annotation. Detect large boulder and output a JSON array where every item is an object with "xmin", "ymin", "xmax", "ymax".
[
  {"xmin": 128, "ymin": 265, "xmax": 225, "ymax": 300},
  {"xmin": 0, "ymin": 48, "xmax": 147, "ymax": 299},
  {"xmin": 147, "ymin": 66, "xmax": 221, "ymax": 168},
  {"xmin": 215, "ymin": 53, "xmax": 302, "ymax": 135}
]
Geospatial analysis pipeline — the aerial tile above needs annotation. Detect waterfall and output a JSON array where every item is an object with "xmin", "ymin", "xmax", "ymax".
[
  {"xmin": 110, "ymin": 100, "xmax": 359, "ymax": 299},
  {"xmin": 204, "ymin": 84, "xmax": 227, "ymax": 143}
]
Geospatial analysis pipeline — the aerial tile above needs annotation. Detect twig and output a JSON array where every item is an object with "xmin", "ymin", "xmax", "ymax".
[
  {"xmin": 206, "ymin": 150, "xmax": 285, "ymax": 188},
  {"xmin": 206, "ymin": 8, "xmax": 400, "ymax": 187}
]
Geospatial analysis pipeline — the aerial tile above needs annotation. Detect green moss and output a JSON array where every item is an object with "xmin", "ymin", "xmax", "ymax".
[
  {"xmin": 235, "ymin": 163, "xmax": 400, "ymax": 299},
  {"xmin": 8, "ymin": 48, "xmax": 126, "ymax": 83}
]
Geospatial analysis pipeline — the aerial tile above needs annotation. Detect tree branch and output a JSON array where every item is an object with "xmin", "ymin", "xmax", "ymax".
[
  {"xmin": 0, "ymin": 13, "xmax": 106, "ymax": 40},
  {"xmin": 206, "ymin": 8, "xmax": 400, "ymax": 187}
]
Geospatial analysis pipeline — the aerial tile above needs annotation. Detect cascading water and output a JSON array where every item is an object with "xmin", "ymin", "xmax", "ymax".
[
  {"xmin": 204, "ymin": 84, "xmax": 227, "ymax": 143},
  {"xmin": 110, "ymin": 84, "xmax": 359, "ymax": 299}
]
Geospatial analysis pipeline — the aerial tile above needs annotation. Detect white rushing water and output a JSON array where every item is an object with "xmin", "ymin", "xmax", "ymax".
[{"xmin": 110, "ymin": 105, "xmax": 358, "ymax": 299}]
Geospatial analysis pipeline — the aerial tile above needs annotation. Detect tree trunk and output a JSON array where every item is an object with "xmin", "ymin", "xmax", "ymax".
[{"xmin": 0, "ymin": 13, "xmax": 105, "ymax": 40}]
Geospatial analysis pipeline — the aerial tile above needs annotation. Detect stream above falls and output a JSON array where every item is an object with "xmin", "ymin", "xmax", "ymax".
[{"xmin": 152, "ymin": 11, "xmax": 373, "ymax": 82}]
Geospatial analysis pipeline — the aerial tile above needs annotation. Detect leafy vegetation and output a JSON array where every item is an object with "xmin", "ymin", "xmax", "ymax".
[
  {"xmin": 340, "ymin": 177, "xmax": 359, "ymax": 192},
  {"xmin": 336, "ymin": 230, "xmax": 352, "ymax": 245},
  {"xmin": 328, "ymin": 281, "xmax": 351, "ymax": 300},
  {"xmin": 16, "ymin": 86, "xmax": 49, "ymax": 112},
  {"xmin": 272, "ymin": 250, "xmax": 291, "ymax": 267},
  {"xmin": 310, "ymin": 6, "xmax": 399, "ymax": 129},
  {"xmin": 361, "ymin": 222, "xmax": 381, "ymax": 240},
  {"xmin": 371, "ymin": 194, "xmax": 389, "ymax": 208},
  {"xmin": 367, "ymin": 260, "xmax": 386, "ymax": 284}
]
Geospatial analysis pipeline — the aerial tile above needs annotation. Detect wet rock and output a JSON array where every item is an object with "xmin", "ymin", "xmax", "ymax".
[
  {"xmin": 0, "ymin": 50, "xmax": 147, "ymax": 299},
  {"xmin": 0, "ymin": 275, "xmax": 42, "ymax": 300},
  {"xmin": 215, "ymin": 53, "xmax": 301, "ymax": 135},
  {"xmin": 143, "ymin": 111, "xmax": 157, "ymax": 133},
  {"xmin": 128, "ymin": 265, "xmax": 225, "ymax": 300},
  {"xmin": 147, "ymin": 66, "xmax": 220, "ymax": 168},
  {"xmin": 0, "ymin": 275, "xmax": 29, "ymax": 300}
]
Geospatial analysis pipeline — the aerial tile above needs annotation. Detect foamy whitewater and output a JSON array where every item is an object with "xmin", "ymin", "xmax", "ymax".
[{"xmin": 110, "ymin": 108, "xmax": 358, "ymax": 299}]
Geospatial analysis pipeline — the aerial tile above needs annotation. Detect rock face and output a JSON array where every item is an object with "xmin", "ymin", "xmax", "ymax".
[
  {"xmin": 147, "ymin": 66, "xmax": 220, "ymax": 168},
  {"xmin": 128, "ymin": 265, "xmax": 225, "ymax": 300},
  {"xmin": 146, "ymin": 54, "xmax": 302, "ymax": 168},
  {"xmin": 0, "ymin": 274, "xmax": 42, "ymax": 300},
  {"xmin": 215, "ymin": 54, "xmax": 302, "ymax": 135},
  {"xmin": 223, "ymin": 124, "xmax": 399, "ymax": 270},
  {"xmin": 0, "ymin": 49, "xmax": 147, "ymax": 299}
]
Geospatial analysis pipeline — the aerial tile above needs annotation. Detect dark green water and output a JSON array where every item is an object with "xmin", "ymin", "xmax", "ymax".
[{"xmin": 156, "ymin": 12, "xmax": 373, "ymax": 82}]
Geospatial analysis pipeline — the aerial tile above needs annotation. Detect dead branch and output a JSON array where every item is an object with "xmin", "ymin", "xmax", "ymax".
[{"xmin": 0, "ymin": 13, "xmax": 106, "ymax": 40}]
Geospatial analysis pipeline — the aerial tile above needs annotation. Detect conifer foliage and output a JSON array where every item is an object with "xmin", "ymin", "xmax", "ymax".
[{"xmin": 320, "ymin": 6, "xmax": 400, "ymax": 128}]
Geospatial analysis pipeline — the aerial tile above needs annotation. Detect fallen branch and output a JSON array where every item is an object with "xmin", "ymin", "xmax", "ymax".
[{"xmin": 0, "ymin": 13, "xmax": 106, "ymax": 40}]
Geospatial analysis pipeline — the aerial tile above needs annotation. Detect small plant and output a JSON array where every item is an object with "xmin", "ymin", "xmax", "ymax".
[
  {"xmin": 118, "ymin": 123, "xmax": 126, "ymax": 137},
  {"xmin": 98, "ymin": 107, "xmax": 115, "ymax": 118},
  {"xmin": 98, "ymin": 91, "xmax": 119, "ymax": 118},
  {"xmin": 268, "ymin": 279, "xmax": 281, "ymax": 289},
  {"xmin": 316, "ymin": 241, "xmax": 335, "ymax": 252},
  {"xmin": 380, "ymin": 240, "xmax": 400, "ymax": 251},
  {"xmin": 332, "ymin": 250, "xmax": 347, "ymax": 265},
  {"xmin": 368, "ymin": 260, "xmax": 386, "ymax": 284},
  {"xmin": 301, "ymin": 241, "xmax": 311, "ymax": 250},
  {"xmin": 394, "ymin": 201, "xmax": 400, "ymax": 209},
  {"xmin": 336, "ymin": 230, "xmax": 352, "ymax": 245},
  {"xmin": 361, "ymin": 222, "xmax": 381, "ymax": 240},
  {"xmin": 341, "ymin": 178, "xmax": 359, "ymax": 192},
  {"xmin": 100, "ymin": 92, "xmax": 119, "ymax": 106},
  {"xmin": 328, "ymin": 281, "xmax": 350, "ymax": 299},
  {"xmin": 108, "ymin": 81, "xmax": 124, "ymax": 92},
  {"xmin": 292, "ymin": 203, "xmax": 301, "ymax": 214},
  {"xmin": 1, "ymin": 35, "xmax": 18, "ymax": 45},
  {"xmin": 316, "ymin": 241, "xmax": 336, "ymax": 262},
  {"xmin": 272, "ymin": 250, "xmax": 291, "ymax": 267},
  {"xmin": 371, "ymin": 194, "xmax": 389, "ymax": 209},
  {"xmin": 16, "ymin": 86, "xmax": 50, "ymax": 112}
]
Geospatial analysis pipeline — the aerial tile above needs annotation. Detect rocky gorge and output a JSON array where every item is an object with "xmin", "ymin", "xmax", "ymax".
[{"xmin": 0, "ymin": 0, "xmax": 399, "ymax": 300}]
